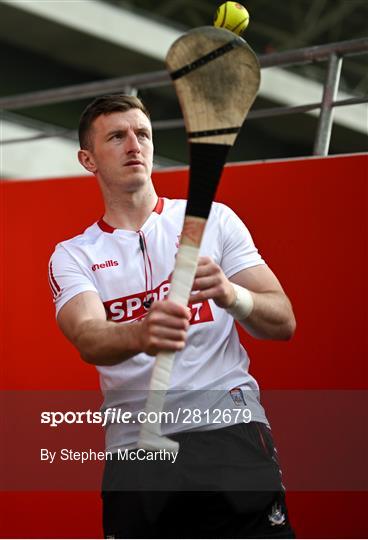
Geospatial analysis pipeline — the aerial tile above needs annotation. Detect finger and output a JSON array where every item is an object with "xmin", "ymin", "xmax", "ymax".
[
  {"xmin": 197, "ymin": 256, "xmax": 213, "ymax": 265},
  {"xmin": 192, "ymin": 275, "xmax": 220, "ymax": 291},
  {"xmin": 190, "ymin": 287, "xmax": 219, "ymax": 302},
  {"xmin": 151, "ymin": 300, "xmax": 191, "ymax": 319},
  {"xmin": 149, "ymin": 311, "xmax": 190, "ymax": 330},
  {"xmin": 194, "ymin": 262, "xmax": 218, "ymax": 278},
  {"xmin": 155, "ymin": 339, "xmax": 186, "ymax": 352},
  {"xmin": 151, "ymin": 326, "xmax": 188, "ymax": 342},
  {"xmin": 147, "ymin": 337, "xmax": 186, "ymax": 354}
]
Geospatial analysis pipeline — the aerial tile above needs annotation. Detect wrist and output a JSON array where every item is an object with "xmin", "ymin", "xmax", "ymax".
[
  {"xmin": 225, "ymin": 283, "xmax": 254, "ymax": 321},
  {"xmin": 128, "ymin": 321, "xmax": 145, "ymax": 355}
]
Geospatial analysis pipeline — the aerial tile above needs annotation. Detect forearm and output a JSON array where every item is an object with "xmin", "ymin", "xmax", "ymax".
[
  {"xmin": 237, "ymin": 290, "xmax": 296, "ymax": 340},
  {"xmin": 70, "ymin": 299, "xmax": 190, "ymax": 366},
  {"xmin": 190, "ymin": 258, "xmax": 296, "ymax": 341},
  {"xmin": 75, "ymin": 319, "xmax": 142, "ymax": 366}
]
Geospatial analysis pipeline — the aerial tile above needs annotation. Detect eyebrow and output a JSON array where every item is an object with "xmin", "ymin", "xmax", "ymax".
[
  {"xmin": 105, "ymin": 129, "xmax": 125, "ymax": 139},
  {"xmin": 105, "ymin": 127, "xmax": 151, "ymax": 139}
]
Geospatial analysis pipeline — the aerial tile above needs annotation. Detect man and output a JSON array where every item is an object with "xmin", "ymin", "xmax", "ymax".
[{"xmin": 49, "ymin": 94, "xmax": 296, "ymax": 538}]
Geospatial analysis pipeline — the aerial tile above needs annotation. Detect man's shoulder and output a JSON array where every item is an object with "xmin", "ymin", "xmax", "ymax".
[
  {"xmin": 162, "ymin": 198, "xmax": 186, "ymax": 211},
  {"xmin": 209, "ymin": 201, "xmax": 237, "ymax": 223},
  {"xmin": 52, "ymin": 222, "xmax": 100, "ymax": 254},
  {"xmin": 211, "ymin": 201, "xmax": 232, "ymax": 214}
]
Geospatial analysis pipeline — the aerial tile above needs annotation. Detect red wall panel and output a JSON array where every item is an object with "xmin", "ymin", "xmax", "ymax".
[{"xmin": 1, "ymin": 154, "xmax": 367, "ymax": 538}]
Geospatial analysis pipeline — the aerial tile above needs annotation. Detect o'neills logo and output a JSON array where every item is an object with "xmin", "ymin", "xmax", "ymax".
[
  {"xmin": 92, "ymin": 260, "xmax": 119, "ymax": 271},
  {"xmin": 103, "ymin": 279, "xmax": 214, "ymax": 324}
]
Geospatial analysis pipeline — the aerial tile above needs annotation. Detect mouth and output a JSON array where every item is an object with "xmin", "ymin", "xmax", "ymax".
[{"xmin": 124, "ymin": 160, "xmax": 144, "ymax": 167}]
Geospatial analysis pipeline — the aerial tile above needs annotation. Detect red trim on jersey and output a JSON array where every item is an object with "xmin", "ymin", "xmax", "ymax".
[
  {"xmin": 153, "ymin": 196, "xmax": 164, "ymax": 215},
  {"xmin": 97, "ymin": 197, "xmax": 164, "ymax": 233},
  {"xmin": 97, "ymin": 218, "xmax": 115, "ymax": 233},
  {"xmin": 49, "ymin": 262, "xmax": 61, "ymax": 293},
  {"xmin": 48, "ymin": 273, "xmax": 57, "ymax": 298}
]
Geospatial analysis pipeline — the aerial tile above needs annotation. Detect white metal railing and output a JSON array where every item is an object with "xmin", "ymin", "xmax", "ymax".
[{"xmin": 1, "ymin": 37, "xmax": 367, "ymax": 156}]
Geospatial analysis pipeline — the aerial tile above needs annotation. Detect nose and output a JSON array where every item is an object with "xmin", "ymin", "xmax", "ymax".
[{"xmin": 126, "ymin": 130, "xmax": 141, "ymax": 153}]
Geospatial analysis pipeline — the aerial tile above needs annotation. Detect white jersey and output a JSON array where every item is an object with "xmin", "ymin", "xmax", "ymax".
[{"xmin": 49, "ymin": 198, "xmax": 268, "ymax": 451}]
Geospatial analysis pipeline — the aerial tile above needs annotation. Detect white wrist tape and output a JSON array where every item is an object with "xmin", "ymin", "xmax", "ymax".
[{"xmin": 226, "ymin": 283, "xmax": 254, "ymax": 321}]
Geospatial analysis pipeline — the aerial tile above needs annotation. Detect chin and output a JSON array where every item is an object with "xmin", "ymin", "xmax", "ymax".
[{"xmin": 121, "ymin": 174, "xmax": 148, "ymax": 193}]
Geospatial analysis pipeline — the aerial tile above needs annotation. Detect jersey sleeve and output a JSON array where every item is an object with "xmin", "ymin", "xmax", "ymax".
[
  {"xmin": 48, "ymin": 244, "xmax": 99, "ymax": 317},
  {"xmin": 217, "ymin": 203, "xmax": 265, "ymax": 278}
]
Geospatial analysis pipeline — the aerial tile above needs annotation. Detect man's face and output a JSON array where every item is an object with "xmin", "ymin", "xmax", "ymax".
[{"xmin": 80, "ymin": 108, "xmax": 154, "ymax": 192}]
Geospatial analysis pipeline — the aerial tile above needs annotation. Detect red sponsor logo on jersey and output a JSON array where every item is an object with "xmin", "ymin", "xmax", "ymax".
[
  {"xmin": 92, "ymin": 260, "xmax": 119, "ymax": 271},
  {"xmin": 103, "ymin": 279, "xmax": 214, "ymax": 324}
]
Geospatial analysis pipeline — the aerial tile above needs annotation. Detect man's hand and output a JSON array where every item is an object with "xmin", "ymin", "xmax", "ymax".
[
  {"xmin": 190, "ymin": 257, "xmax": 296, "ymax": 340},
  {"xmin": 57, "ymin": 291, "xmax": 191, "ymax": 366},
  {"xmin": 139, "ymin": 300, "xmax": 191, "ymax": 356},
  {"xmin": 191, "ymin": 256, "xmax": 236, "ymax": 308}
]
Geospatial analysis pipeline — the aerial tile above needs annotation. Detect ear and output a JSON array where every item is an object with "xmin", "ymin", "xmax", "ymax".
[{"xmin": 78, "ymin": 149, "xmax": 97, "ymax": 174}]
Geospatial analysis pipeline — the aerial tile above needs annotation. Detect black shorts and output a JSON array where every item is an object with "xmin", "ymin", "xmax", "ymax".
[{"xmin": 102, "ymin": 422, "xmax": 295, "ymax": 538}]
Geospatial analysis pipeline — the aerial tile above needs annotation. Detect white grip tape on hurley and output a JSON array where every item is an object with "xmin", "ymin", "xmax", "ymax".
[
  {"xmin": 138, "ymin": 243, "xmax": 200, "ymax": 450},
  {"xmin": 169, "ymin": 243, "xmax": 201, "ymax": 305}
]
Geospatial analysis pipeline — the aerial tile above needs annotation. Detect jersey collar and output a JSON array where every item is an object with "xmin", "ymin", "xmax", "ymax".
[{"xmin": 97, "ymin": 197, "xmax": 164, "ymax": 234}]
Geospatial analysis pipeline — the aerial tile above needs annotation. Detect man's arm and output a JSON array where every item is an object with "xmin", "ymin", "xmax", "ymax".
[
  {"xmin": 191, "ymin": 257, "xmax": 296, "ymax": 340},
  {"xmin": 57, "ymin": 291, "xmax": 191, "ymax": 366},
  {"xmin": 230, "ymin": 264, "xmax": 296, "ymax": 340}
]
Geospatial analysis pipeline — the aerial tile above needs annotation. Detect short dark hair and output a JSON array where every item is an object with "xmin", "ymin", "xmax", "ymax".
[{"xmin": 78, "ymin": 94, "xmax": 151, "ymax": 150}]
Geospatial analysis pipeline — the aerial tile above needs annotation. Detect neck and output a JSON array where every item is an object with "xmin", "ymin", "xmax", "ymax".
[{"xmin": 102, "ymin": 185, "xmax": 158, "ymax": 231}]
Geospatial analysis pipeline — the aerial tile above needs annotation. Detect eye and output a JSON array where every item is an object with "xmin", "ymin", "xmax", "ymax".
[
  {"xmin": 138, "ymin": 131, "xmax": 150, "ymax": 140},
  {"xmin": 107, "ymin": 131, "xmax": 125, "ymax": 142}
]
